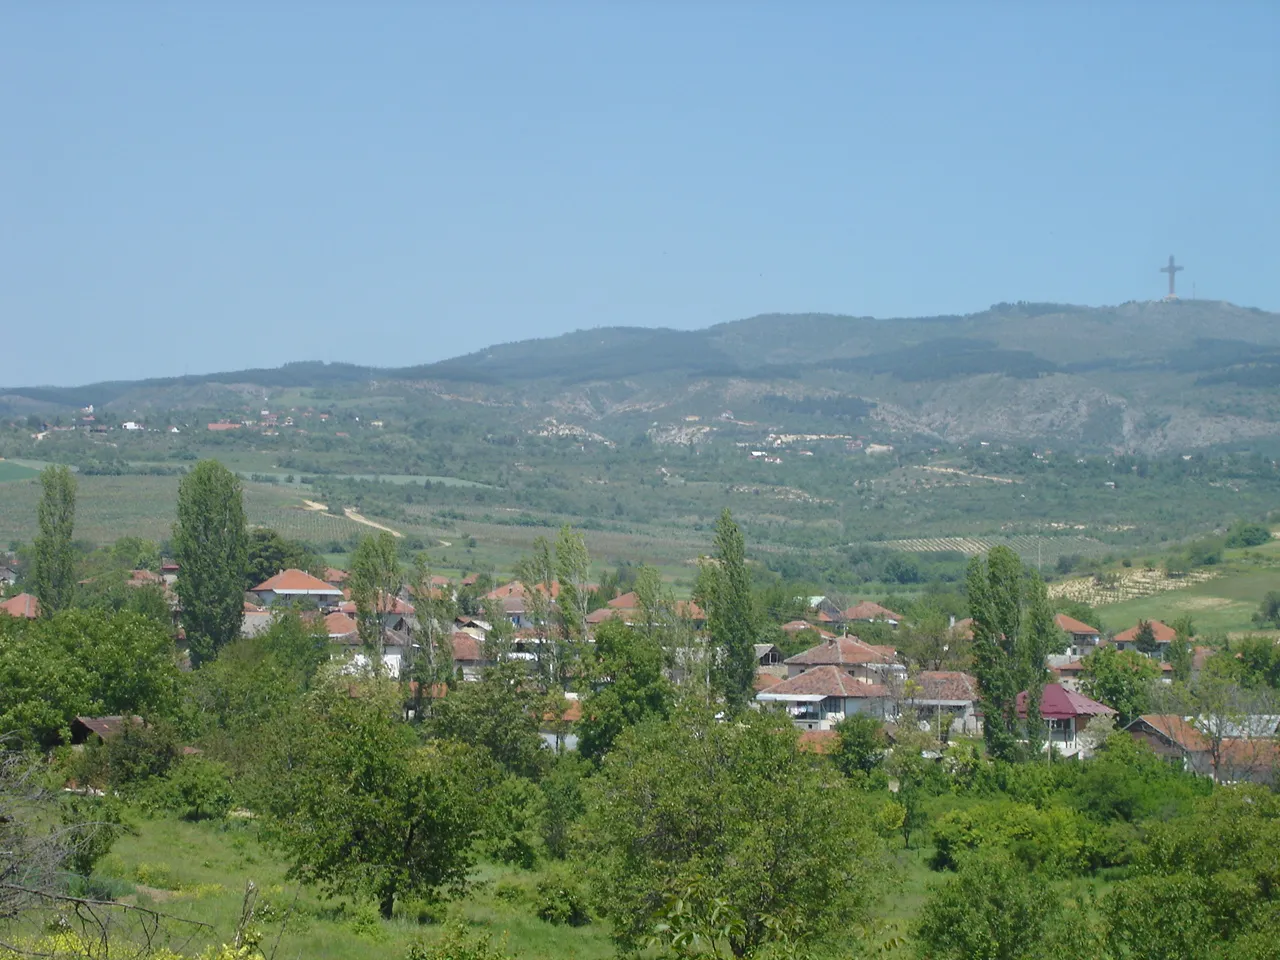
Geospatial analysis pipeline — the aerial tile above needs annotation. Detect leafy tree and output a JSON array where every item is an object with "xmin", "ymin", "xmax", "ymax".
[
  {"xmin": 832, "ymin": 713, "xmax": 887, "ymax": 777},
  {"xmin": 349, "ymin": 531, "xmax": 401, "ymax": 652},
  {"xmin": 578, "ymin": 620, "xmax": 674, "ymax": 764},
  {"xmin": 515, "ymin": 536, "xmax": 558, "ymax": 683},
  {"xmin": 1079, "ymin": 647, "xmax": 1159, "ymax": 726},
  {"xmin": 189, "ymin": 612, "xmax": 326, "ymax": 778},
  {"xmin": 913, "ymin": 852, "xmax": 1061, "ymax": 960},
  {"xmin": 966, "ymin": 547, "xmax": 1054, "ymax": 760},
  {"xmin": 429, "ymin": 661, "xmax": 548, "ymax": 779},
  {"xmin": 1232, "ymin": 634, "xmax": 1280, "ymax": 689},
  {"xmin": 886, "ymin": 726, "xmax": 936, "ymax": 848},
  {"xmin": 110, "ymin": 536, "xmax": 161, "ymax": 571},
  {"xmin": 0, "ymin": 609, "xmax": 183, "ymax": 750},
  {"xmin": 1104, "ymin": 787, "xmax": 1280, "ymax": 960},
  {"xmin": 173, "ymin": 460, "xmax": 247, "ymax": 667},
  {"xmin": 540, "ymin": 753, "xmax": 588, "ymax": 860},
  {"xmin": 158, "ymin": 755, "xmax": 235, "ymax": 820},
  {"xmin": 699, "ymin": 509, "xmax": 758, "ymax": 713},
  {"xmin": 261, "ymin": 681, "xmax": 488, "ymax": 919},
  {"xmin": 30, "ymin": 465, "xmax": 77, "ymax": 615},
  {"xmin": 580, "ymin": 706, "xmax": 885, "ymax": 956},
  {"xmin": 243, "ymin": 528, "xmax": 323, "ymax": 589},
  {"xmin": 1070, "ymin": 732, "xmax": 1208, "ymax": 824}
]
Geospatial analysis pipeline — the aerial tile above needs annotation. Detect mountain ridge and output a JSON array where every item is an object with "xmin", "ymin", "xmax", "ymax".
[{"xmin": 6, "ymin": 300, "xmax": 1280, "ymax": 454}]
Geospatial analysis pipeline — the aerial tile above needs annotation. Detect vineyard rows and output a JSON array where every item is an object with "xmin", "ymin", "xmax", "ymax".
[
  {"xmin": 1048, "ymin": 568, "xmax": 1220, "ymax": 607},
  {"xmin": 879, "ymin": 535, "xmax": 1109, "ymax": 561}
]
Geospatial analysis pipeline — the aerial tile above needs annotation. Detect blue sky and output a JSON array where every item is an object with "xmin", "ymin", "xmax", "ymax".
[{"xmin": 3, "ymin": 2, "xmax": 1277, "ymax": 386}]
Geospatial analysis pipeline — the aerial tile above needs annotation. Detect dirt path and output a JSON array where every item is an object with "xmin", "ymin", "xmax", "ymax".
[
  {"xmin": 302, "ymin": 499, "xmax": 328, "ymax": 511},
  {"xmin": 343, "ymin": 508, "xmax": 403, "ymax": 538},
  {"xmin": 917, "ymin": 465, "xmax": 1019, "ymax": 484}
]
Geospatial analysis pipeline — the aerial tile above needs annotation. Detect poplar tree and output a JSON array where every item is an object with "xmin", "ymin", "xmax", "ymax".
[
  {"xmin": 173, "ymin": 460, "xmax": 247, "ymax": 667},
  {"xmin": 349, "ymin": 531, "xmax": 402, "ymax": 654},
  {"xmin": 31, "ymin": 465, "xmax": 77, "ymax": 615},
  {"xmin": 966, "ymin": 546, "xmax": 1054, "ymax": 760},
  {"xmin": 703, "ymin": 509, "xmax": 758, "ymax": 713}
]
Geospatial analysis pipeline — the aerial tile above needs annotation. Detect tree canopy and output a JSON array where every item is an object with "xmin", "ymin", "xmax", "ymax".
[
  {"xmin": 173, "ymin": 460, "xmax": 247, "ymax": 667},
  {"xmin": 580, "ymin": 706, "xmax": 885, "ymax": 956}
]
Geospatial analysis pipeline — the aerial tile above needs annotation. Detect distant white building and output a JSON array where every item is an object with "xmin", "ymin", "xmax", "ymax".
[{"xmin": 122, "ymin": 422, "xmax": 144, "ymax": 431}]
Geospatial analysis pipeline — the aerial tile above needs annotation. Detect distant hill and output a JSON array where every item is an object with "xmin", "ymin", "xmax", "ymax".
[{"xmin": 6, "ymin": 299, "xmax": 1280, "ymax": 453}]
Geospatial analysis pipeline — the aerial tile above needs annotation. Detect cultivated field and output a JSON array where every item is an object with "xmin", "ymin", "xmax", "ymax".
[{"xmin": 878, "ymin": 534, "xmax": 1110, "ymax": 564}]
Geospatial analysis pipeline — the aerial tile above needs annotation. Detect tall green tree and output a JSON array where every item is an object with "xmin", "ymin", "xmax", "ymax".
[
  {"xmin": 408, "ymin": 553, "xmax": 456, "ymax": 719},
  {"xmin": 515, "ymin": 537, "xmax": 557, "ymax": 683},
  {"xmin": 580, "ymin": 706, "xmax": 885, "ymax": 956},
  {"xmin": 700, "ymin": 509, "xmax": 758, "ymax": 713},
  {"xmin": 30, "ymin": 465, "xmax": 77, "ymax": 615},
  {"xmin": 554, "ymin": 524, "xmax": 591, "ymax": 645},
  {"xmin": 966, "ymin": 546, "xmax": 1055, "ymax": 761},
  {"xmin": 349, "ymin": 531, "xmax": 402, "ymax": 653},
  {"xmin": 260, "ymin": 682, "xmax": 488, "ymax": 919},
  {"xmin": 173, "ymin": 460, "xmax": 247, "ymax": 667},
  {"xmin": 578, "ymin": 620, "xmax": 674, "ymax": 764}
]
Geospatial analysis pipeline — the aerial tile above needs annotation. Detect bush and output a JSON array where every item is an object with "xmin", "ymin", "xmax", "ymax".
[
  {"xmin": 406, "ymin": 921, "xmax": 515, "ymax": 960},
  {"xmin": 930, "ymin": 799, "xmax": 1096, "ymax": 876},
  {"xmin": 1226, "ymin": 520, "xmax": 1272, "ymax": 549},
  {"xmin": 532, "ymin": 870, "xmax": 591, "ymax": 927},
  {"xmin": 147, "ymin": 755, "xmax": 235, "ymax": 820}
]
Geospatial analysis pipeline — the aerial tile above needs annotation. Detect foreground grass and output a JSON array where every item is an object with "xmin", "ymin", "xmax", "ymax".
[
  {"xmin": 92, "ymin": 813, "xmax": 951, "ymax": 960},
  {"xmin": 99, "ymin": 814, "xmax": 616, "ymax": 960}
]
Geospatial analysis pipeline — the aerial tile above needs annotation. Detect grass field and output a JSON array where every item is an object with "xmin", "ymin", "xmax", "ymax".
[
  {"xmin": 94, "ymin": 815, "xmax": 615, "ymax": 960},
  {"xmin": 0, "ymin": 460, "xmax": 39, "ymax": 482},
  {"xmin": 1095, "ymin": 537, "xmax": 1280, "ymax": 635},
  {"xmin": 88, "ymin": 814, "xmax": 936, "ymax": 960}
]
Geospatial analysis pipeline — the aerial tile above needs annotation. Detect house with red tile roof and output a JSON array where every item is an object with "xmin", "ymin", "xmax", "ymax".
[
  {"xmin": 757, "ymin": 665, "xmax": 892, "ymax": 730},
  {"xmin": 252, "ymin": 569, "xmax": 344, "ymax": 607},
  {"xmin": 784, "ymin": 635, "xmax": 903, "ymax": 684},
  {"xmin": 843, "ymin": 601, "xmax": 906, "ymax": 626},
  {"xmin": 324, "ymin": 611, "xmax": 359, "ymax": 643},
  {"xmin": 0, "ymin": 592, "xmax": 40, "ymax": 619},
  {"xmin": 1125, "ymin": 714, "xmax": 1278, "ymax": 785},
  {"xmin": 1111, "ymin": 620, "xmax": 1177, "ymax": 658},
  {"xmin": 1054, "ymin": 613, "xmax": 1102, "ymax": 659}
]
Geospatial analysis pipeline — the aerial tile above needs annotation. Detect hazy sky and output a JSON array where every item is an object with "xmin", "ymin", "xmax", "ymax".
[{"xmin": 3, "ymin": 3, "xmax": 1277, "ymax": 386}]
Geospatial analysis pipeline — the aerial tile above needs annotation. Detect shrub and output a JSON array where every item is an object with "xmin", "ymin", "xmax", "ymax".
[
  {"xmin": 1226, "ymin": 520, "xmax": 1272, "ymax": 549},
  {"xmin": 406, "ymin": 921, "xmax": 515, "ymax": 960},
  {"xmin": 930, "ymin": 800, "xmax": 1095, "ymax": 876},
  {"xmin": 532, "ymin": 870, "xmax": 591, "ymax": 927}
]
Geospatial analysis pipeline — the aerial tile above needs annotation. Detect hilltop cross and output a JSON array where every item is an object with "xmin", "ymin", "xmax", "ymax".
[{"xmin": 1160, "ymin": 254, "xmax": 1184, "ymax": 299}]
